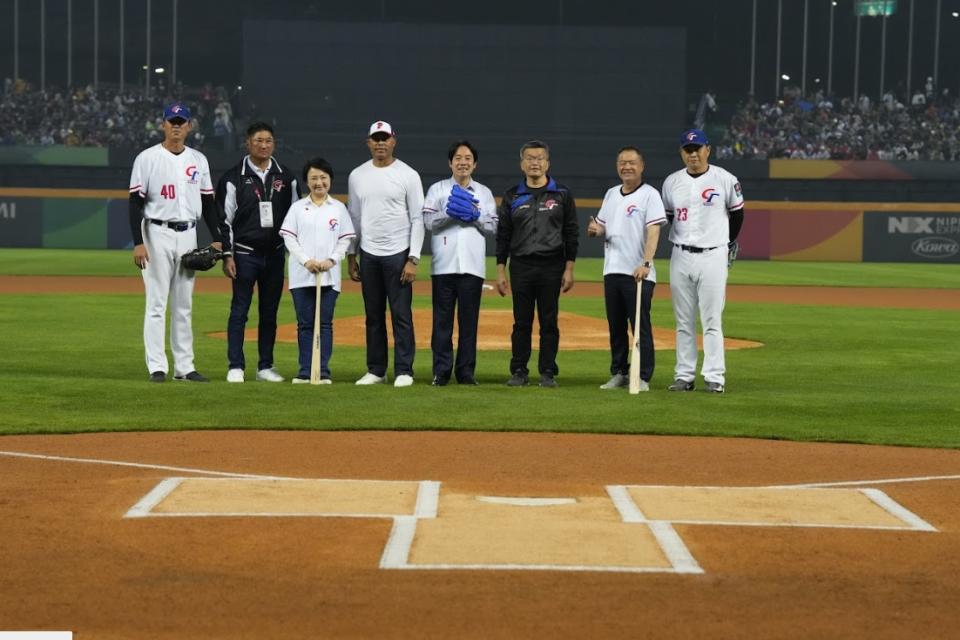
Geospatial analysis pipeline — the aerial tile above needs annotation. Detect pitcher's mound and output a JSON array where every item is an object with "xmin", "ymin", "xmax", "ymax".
[{"xmin": 214, "ymin": 309, "xmax": 762, "ymax": 351}]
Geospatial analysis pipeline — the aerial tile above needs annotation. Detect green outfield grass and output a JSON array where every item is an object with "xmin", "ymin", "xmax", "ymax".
[{"xmin": 0, "ymin": 249, "xmax": 958, "ymax": 446}]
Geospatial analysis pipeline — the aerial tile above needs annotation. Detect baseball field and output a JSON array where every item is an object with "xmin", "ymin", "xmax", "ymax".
[{"xmin": 1, "ymin": 248, "xmax": 959, "ymax": 639}]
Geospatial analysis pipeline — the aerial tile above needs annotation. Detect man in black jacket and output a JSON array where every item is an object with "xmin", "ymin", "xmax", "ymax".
[
  {"xmin": 496, "ymin": 140, "xmax": 579, "ymax": 388},
  {"xmin": 216, "ymin": 122, "xmax": 300, "ymax": 383}
]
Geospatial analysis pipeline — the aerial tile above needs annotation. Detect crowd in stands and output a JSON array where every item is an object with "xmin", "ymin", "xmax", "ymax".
[
  {"xmin": 716, "ymin": 83, "xmax": 960, "ymax": 161},
  {"xmin": 0, "ymin": 78, "xmax": 237, "ymax": 150}
]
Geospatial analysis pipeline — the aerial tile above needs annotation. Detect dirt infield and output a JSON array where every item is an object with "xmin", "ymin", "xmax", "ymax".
[
  {"xmin": 1, "ymin": 431, "xmax": 958, "ymax": 639},
  {"xmin": 3, "ymin": 275, "xmax": 959, "ymax": 638},
  {"xmin": 3, "ymin": 274, "xmax": 960, "ymax": 310}
]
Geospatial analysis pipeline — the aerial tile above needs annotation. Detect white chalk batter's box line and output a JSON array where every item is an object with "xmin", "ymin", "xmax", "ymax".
[
  {"xmin": 123, "ymin": 477, "xmax": 441, "ymax": 520},
  {"xmin": 606, "ymin": 485, "xmax": 938, "ymax": 532}
]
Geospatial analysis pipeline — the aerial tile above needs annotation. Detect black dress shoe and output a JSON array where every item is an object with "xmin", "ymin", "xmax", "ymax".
[
  {"xmin": 149, "ymin": 371, "xmax": 166, "ymax": 383},
  {"xmin": 458, "ymin": 377, "xmax": 479, "ymax": 386},
  {"xmin": 431, "ymin": 376, "xmax": 449, "ymax": 386}
]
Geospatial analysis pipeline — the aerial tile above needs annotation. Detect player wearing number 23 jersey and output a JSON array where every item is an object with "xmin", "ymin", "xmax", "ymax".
[{"xmin": 660, "ymin": 128, "xmax": 744, "ymax": 393}]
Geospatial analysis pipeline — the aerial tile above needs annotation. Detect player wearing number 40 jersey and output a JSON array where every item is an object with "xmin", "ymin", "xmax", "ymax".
[
  {"xmin": 129, "ymin": 102, "xmax": 222, "ymax": 383},
  {"xmin": 660, "ymin": 129, "xmax": 744, "ymax": 394}
]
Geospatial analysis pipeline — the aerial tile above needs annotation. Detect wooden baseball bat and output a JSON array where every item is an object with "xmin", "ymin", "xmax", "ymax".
[
  {"xmin": 629, "ymin": 280, "xmax": 643, "ymax": 395},
  {"xmin": 310, "ymin": 271, "xmax": 322, "ymax": 385}
]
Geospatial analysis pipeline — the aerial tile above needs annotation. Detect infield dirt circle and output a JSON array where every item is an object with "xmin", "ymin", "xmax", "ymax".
[{"xmin": 1, "ymin": 276, "xmax": 959, "ymax": 639}]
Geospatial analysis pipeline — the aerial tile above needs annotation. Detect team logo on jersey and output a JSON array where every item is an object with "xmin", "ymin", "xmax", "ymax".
[
  {"xmin": 328, "ymin": 218, "xmax": 339, "ymax": 231},
  {"xmin": 734, "ymin": 182, "xmax": 742, "ymax": 195},
  {"xmin": 185, "ymin": 165, "xmax": 199, "ymax": 184},
  {"xmin": 542, "ymin": 199, "xmax": 559, "ymax": 211},
  {"xmin": 701, "ymin": 188, "xmax": 719, "ymax": 206},
  {"xmin": 273, "ymin": 179, "xmax": 284, "ymax": 192},
  {"xmin": 625, "ymin": 204, "xmax": 640, "ymax": 218}
]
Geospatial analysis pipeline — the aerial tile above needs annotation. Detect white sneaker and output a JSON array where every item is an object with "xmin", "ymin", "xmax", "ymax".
[
  {"xmin": 292, "ymin": 377, "xmax": 310, "ymax": 384},
  {"xmin": 599, "ymin": 373, "xmax": 628, "ymax": 390},
  {"xmin": 226, "ymin": 369, "xmax": 245, "ymax": 383},
  {"xmin": 393, "ymin": 374, "xmax": 414, "ymax": 388},
  {"xmin": 256, "ymin": 368, "xmax": 284, "ymax": 382},
  {"xmin": 637, "ymin": 380, "xmax": 650, "ymax": 392},
  {"xmin": 355, "ymin": 372, "xmax": 386, "ymax": 385},
  {"xmin": 319, "ymin": 378, "xmax": 332, "ymax": 385}
]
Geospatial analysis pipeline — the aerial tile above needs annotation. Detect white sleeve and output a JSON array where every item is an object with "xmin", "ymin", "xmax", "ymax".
[
  {"xmin": 199, "ymin": 154, "xmax": 214, "ymax": 194},
  {"xmin": 223, "ymin": 182, "xmax": 238, "ymax": 225},
  {"xmin": 595, "ymin": 190, "xmax": 613, "ymax": 225},
  {"xmin": 129, "ymin": 152, "xmax": 146, "ymax": 196},
  {"xmin": 334, "ymin": 206, "xmax": 357, "ymax": 261},
  {"xmin": 406, "ymin": 170, "xmax": 426, "ymax": 258},
  {"xmin": 476, "ymin": 185, "xmax": 498, "ymax": 236},
  {"xmin": 646, "ymin": 189, "xmax": 668, "ymax": 226},
  {"xmin": 423, "ymin": 182, "xmax": 453, "ymax": 232},
  {"xmin": 279, "ymin": 208, "xmax": 308, "ymax": 265},
  {"xmin": 726, "ymin": 171, "xmax": 744, "ymax": 211},
  {"xmin": 660, "ymin": 176, "xmax": 674, "ymax": 212},
  {"xmin": 346, "ymin": 171, "xmax": 361, "ymax": 255}
]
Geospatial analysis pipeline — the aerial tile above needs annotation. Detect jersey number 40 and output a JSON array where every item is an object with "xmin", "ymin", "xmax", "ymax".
[{"xmin": 160, "ymin": 184, "xmax": 177, "ymax": 200}]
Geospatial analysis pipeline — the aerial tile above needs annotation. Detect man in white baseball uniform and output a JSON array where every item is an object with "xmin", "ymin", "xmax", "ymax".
[
  {"xmin": 422, "ymin": 140, "xmax": 498, "ymax": 386},
  {"xmin": 129, "ymin": 102, "xmax": 222, "ymax": 383},
  {"xmin": 660, "ymin": 129, "xmax": 744, "ymax": 393},
  {"xmin": 346, "ymin": 120, "xmax": 425, "ymax": 388},
  {"xmin": 587, "ymin": 146, "xmax": 667, "ymax": 392}
]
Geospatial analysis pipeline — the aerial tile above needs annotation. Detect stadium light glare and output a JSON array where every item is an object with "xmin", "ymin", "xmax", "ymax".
[
  {"xmin": 781, "ymin": 74, "xmax": 791, "ymax": 81},
  {"xmin": 154, "ymin": 68, "xmax": 165, "ymax": 74},
  {"xmin": 953, "ymin": 11, "xmax": 959, "ymax": 17}
]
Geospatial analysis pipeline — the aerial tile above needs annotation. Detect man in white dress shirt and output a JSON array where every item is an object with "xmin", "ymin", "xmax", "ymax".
[
  {"xmin": 422, "ymin": 140, "xmax": 498, "ymax": 386},
  {"xmin": 346, "ymin": 121, "xmax": 425, "ymax": 387}
]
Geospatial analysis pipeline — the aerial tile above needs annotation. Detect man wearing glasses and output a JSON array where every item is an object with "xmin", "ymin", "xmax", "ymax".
[{"xmin": 496, "ymin": 140, "xmax": 579, "ymax": 388}]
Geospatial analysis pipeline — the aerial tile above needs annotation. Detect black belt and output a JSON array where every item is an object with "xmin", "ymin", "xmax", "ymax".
[
  {"xmin": 677, "ymin": 244, "xmax": 720, "ymax": 253},
  {"xmin": 150, "ymin": 219, "xmax": 196, "ymax": 232}
]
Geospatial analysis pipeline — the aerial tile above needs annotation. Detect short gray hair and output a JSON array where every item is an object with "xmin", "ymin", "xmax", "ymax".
[{"xmin": 520, "ymin": 140, "xmax": 550, "ymax": 159}]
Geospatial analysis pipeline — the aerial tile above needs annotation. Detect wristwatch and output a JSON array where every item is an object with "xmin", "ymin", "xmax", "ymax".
[
  {"xmin": 642, "ymin": 261, "xmax": 652, "ymax": 268},
  {"xmin": 406, "ymin": 256, "xmax": 420, "ymax": 266}
]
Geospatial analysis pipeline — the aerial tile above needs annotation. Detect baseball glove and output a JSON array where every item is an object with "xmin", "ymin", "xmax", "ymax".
[
  {"xmin": 727, "ymin": 240, "xmax": 739, "ymax": 268},
  {"xmin": 180, "ymin": 246, "xmax": 223, "ymax": 271}
]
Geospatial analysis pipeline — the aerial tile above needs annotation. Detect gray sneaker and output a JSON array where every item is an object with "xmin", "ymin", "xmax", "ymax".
[
  {"xmin": 600, "ymin": 374, "xmax": 629, "ymax": 390},
  {"xmin": 538, "ymin": 374, "xmax": 558, "ymax": 388},
  {"xmin": 705, "ymin": 381, "xmax": 725, "ymax": 393},
  {"xmin": 506, "ymin": 372, "xmax": 529, "ymax": 387},
  {"xmin": 668, "ymin": 379, "xmax": 695, "ymax": 391}
]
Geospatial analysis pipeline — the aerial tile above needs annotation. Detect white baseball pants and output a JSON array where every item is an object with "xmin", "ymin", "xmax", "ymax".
[
  {"xmin": 669, "ymin": 245, "xmax": 727, "ymax": 385},
  {"xmin": 140, "ymin": 221, "xmax": 198, "ymax": 376}
]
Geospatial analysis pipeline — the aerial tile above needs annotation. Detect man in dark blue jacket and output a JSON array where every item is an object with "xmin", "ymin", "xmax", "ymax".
[
  {"xmin": 216, "ymin": 122, "xmax": 300, "ymax": 383},
  {"xmin": 495, "ymin": 140, "xmax": 579, "ymax": 388}
]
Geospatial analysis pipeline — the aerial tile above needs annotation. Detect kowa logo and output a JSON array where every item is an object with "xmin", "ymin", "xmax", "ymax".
[
  {"xmin": 0, "ymin": 202, "xmax": 15, "ymax": 219},
  {"xmin": 911, "ymin": 237, "xmax": 959, "ymax": 259}
]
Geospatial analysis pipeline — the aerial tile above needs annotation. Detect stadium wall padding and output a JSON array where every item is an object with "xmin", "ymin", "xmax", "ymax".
[{"xmin": 1, "ymin": 190, "xmax": 958, "ymax": 262}]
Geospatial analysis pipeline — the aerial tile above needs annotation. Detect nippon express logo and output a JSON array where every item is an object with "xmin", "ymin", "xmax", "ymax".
[
  {"xmin": 888, "ymin": 216, "xmax": 960, "ymax": 234},
  {"xmin": 911, "ymin": 236, "xmax": 959, "ymax": 259}
]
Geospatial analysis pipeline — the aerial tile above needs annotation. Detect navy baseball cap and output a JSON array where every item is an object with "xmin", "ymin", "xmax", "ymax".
[
  {"xmin": 680, "ymin": 128, "xmax": 709, "ymax": 147},
  {"xmin": 163, "ymin": 102, "xmax": 191, "ymax": 121}
]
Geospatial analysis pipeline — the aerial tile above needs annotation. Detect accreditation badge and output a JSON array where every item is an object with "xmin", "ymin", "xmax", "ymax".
[{"xmin": 259, "ymin": 201, "xmax": 274, "ymax": 228}]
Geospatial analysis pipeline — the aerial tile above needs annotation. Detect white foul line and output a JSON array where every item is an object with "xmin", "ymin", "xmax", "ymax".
[
  {"xmin": 768, "ymin": 474, "xmax": 960, "ymax": 489},
  {"xmin": 606, "ymin": 485, "xmax": 647, "ymax": 523},
  {"xmin": 124, "ymin": 477, "xmax": 183, "ymax": 518},
  {"xmin": 860, "ymin": 488, "xmax": 938, "ymax": 532},
  {"xmin": 0, "ymin": 450, "xmax": 295, "ymax": 480}
]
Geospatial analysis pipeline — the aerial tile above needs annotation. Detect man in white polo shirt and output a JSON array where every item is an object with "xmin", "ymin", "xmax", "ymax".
[
  {"xmin": 422, "ymin": 140, "xmax": 498, "ymax": 386},
  {"xmin": 587, "ymin": 146, "xmax": 667, "ymax": 392},
  {"xmin": 346, "ymin": 120, "xmax": 425, "ymax": 387}
]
